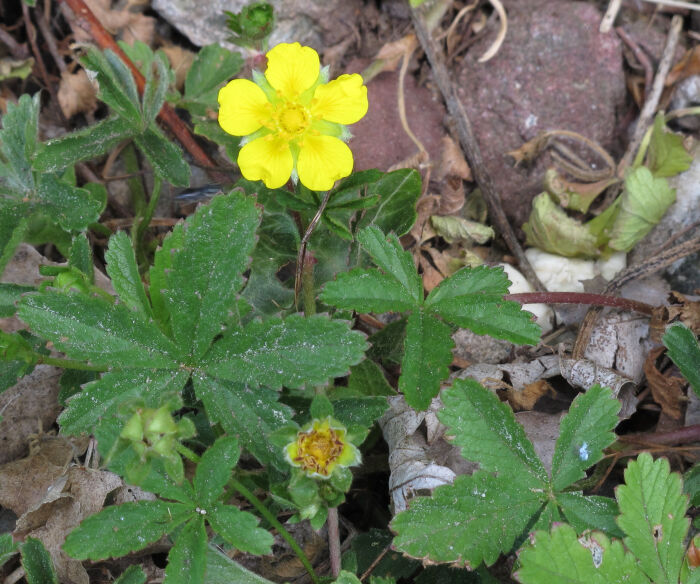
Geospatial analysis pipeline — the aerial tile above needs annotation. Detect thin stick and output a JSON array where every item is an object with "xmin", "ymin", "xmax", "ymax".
[
  {"xmin": 410, "ymin": 6, "xmax": 546, "ymax": 292},
  {"xmin": 640, "ymin": 0, "xmax": 700, "ymax": 11},
  {"xmin": 327, "ymin": 507, "xmax": 341, "ymax": 577},
  {"xmin": 59, "ymin": 0, "xmax": 229, "ymax": 183},
  {"xmin": 616, "ymin": 26, "xmax": 654, "ymax": 98},
  {"xmin": 34, "ymin": 0, "xmax": 67, "ymax": 73},
  {"xmin": 616, "ymin": 15, "xmax": 682, "ymax": 176},
  {"xmin": 600, "ymin": 0, "xmax": 623, "ymax": 33}
]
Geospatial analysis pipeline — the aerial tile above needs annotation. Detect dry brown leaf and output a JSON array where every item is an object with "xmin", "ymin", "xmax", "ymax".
[
  {"xmin": 506, "ymin": 379, "xmax": 555, "ymax": 411},
  {"xmin": 120, "ymin": 12, "xmax": 156, "ymax": 46},
  {"xmin": 373, "ymin": 34, "xmax": 418, "ymax": 74},
  {"xmin": 644, "ymin": 346, "xmax": 686, "ymax": 420},
  {"xmin": 409, "ymin": 193, "xmax": 440, "ymax": 244},
  {"xmin": 58, "ymin": 69, "xmax": 98, "ymax": 119},
  {"xmin": 437, "ymin": 176, "xmax": 466, "ymax": 216},
  {"xmin": 666, "ymin": 45, "xmax": 700, "ymax": 88},
  {"xmin": 437, "ymin": 135, "xmax": 471, "ymax": 181},
  {"xmin": 161, "ymin": 44, "xmax": 195, "ymax": 91},
  {"xmin": 650, "ymin": 291, "xmax": 700, "ymax": 342},
  {"xmin": 478, "ymin": 0, "xmax": 508, "ymax": 63},
  {"xmin": 0, "ymin": 453, "xmax": 66, "ymax": 517}
]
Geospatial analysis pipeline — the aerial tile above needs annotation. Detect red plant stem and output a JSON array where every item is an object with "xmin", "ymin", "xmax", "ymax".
[
  {"xmin": 504, "ymin": 292, "xmax": 656, "ymax": 316},
  {"xmin": 60, "ymin": 0, "xmax": 230, "ymax": 184}
]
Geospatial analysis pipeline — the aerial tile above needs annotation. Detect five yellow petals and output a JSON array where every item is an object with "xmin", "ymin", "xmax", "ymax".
[{"xmin": 218, "ymin": 42, "xmax": 368, "ymax": 191}]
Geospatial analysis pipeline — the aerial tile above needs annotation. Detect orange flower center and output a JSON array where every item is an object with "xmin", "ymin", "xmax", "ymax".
[
  {"xmin": 293, "ymin": 425, "xmax": 345, "ymax": 476},
  {"xmin": 274, "ymin": 101, "xmax": 310, "ymax": 140}
]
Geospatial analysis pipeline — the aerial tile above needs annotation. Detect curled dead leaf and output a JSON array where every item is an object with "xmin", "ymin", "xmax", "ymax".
[
  {"xmin": 161, "ymin": 43, "xmax": 195, "ymax": 91},
  {"xmin": 478, "ymin": 0, "xmax": 508, "ymax": 63},
  {"xmin": 506, "ymin": 379, "xmax": 555, "ymax": 411},
  {"xmin": 644, "ymin": 346, "xmax": 686, "ymax": 420},
  {"xmin": 374, "ymin": 34, "xmax": 418, "ymax": 74},
  {"xmin": 58, "ymin": 69, "xmax": 98, "ymax": 119}
]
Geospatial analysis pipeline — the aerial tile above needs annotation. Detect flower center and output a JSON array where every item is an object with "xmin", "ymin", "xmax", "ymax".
[
  {"xmin": 293, "ymin": 425, "xmax": 344, "ymax": 476},
  {"xmin": 275, "ymin": 102, "xmax": 310, "ymax": 139}
]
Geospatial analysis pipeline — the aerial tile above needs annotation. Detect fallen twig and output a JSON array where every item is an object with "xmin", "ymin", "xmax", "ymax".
[
  {"xmin": 59, "ymin": 0, "xmax": 229, "ymax": 184},
  {"xmin": 410, "ymin": 5, "xmax": 546, "ymax": 292}
]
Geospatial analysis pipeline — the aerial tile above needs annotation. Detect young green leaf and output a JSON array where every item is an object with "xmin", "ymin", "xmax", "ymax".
[
  {"xmin": 514, "ymin": 524, "xmax": 650, "ymax": 584},
  {"xmin": 609, "ymin": 167, "xmax": 675, "ymax": 252},
  {"xmin": 647, "ymin": 112, "xmax": 692, "ymax": 178},
  {"xmin": 391, "ymin": 471, "xmax": 545, "ymax": 567},
  {"xmin": 33, "ymin": 116, "xmax": 133, "ymax": 173},
  {"xmin": 141, "ymin": 52, "xmax": 170, "ymax": 125},
  {"xmin": 662, "ymin": 322, "xmax": 700, "ymax": 397},
  {"xmin": 201, "ymin": 314, "xmax": 367, "ymax": 389},
  {"xmin": 19, "ymin": 292, "xmax": 181, "ymax": 368},
  {"xmin": 425, "ymin": 265, "xmax": 541, "ymax": 346},
  {"xmin": 399, "ymin": 311, "xmax": 453, "ymax": 410},
  {"xmin": 133, "ymin": 124, "xmax": 190, "ymax": 186},
  {"xmin": 105, "ymin": 231, "xmax": 153, "ymax": 318},
  {"xmin": 69, "ymin": 233, "xmax": 94, "ymax": 283},
  {"xmin": 164, "ymin": 516, "xmax": 207, "ymax": 584},
  {"xmin": 36, "ymin": 173, "xmax": 104, "ymax": 232},
  {"xmin": 206, "ymin": 545, "xmax": 277, "ymax": 584},
  {"xmin": 193, "ymin": 375, "xmax": 292, "ymax": 466},
  {"xmin": 616, "ymin": 453, "xmax": 689, "ymax": 584},
  {"xmin": 439, "ymin": 378, "xmax": 548, "ymax": 482},
  {"xmin": 0, "ymin": 533, "xmax": 17, "ymax": 568},
  {"xmin": 344, "ymin": 359, "xmax": 395, "ymax": 396},
  {"xmin": 522, "ymin": 192, "xmax": 600, "ymax": 258},
  {"xmin": 357, "ymin": 226, "xmax": 422, "ymax": 303},
  {"xmin": 59, "ymin": 369, "xmax": 190, "ymax": 435},
  {"xmin": 185, "ymin": 44, "xmax": 244, "ymax": 102},
  {"xmin": 556, "ymin": 492, "xmax": 622, "ymax": 537},
  {"xmin": 550, "ymin": 385, "xmax": 620, "ymax": 491},
  {"xmin": 207, "ymin": 504, "xmax": 274, "ymax": 554},
  {"xmin": 194, "ymin": 435, "xmax": 240, "ymax": 507},
  {"xmin": 0, "ymin": 93, "xmax": 39, "ymax": 195},
  {"xmin": 20, "ymin": 538, "xmax": 58, "ymax": 584},
  {"xmin": 320, "ymin": 268, "xmax": 420, "ymax": 313},
  {"xmin": 356, "ymin": 169, "xmax": 421, "ymax": 236},
  {"xmin": 113, "ymin": 565, "xmax": 147, "ymax": 584},
  {"xmin": 0, "ymin": 283, "xmax": 33, "ymax": 317},
  {"xmin": 165, "ymin": 190, "xmax": 260, "ymax": 359},
  {"xmin": 64, "ymin": 500, "xmax": 191, "ymax": 560}
]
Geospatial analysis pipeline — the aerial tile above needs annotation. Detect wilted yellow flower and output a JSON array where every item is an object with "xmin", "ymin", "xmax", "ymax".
[
  {"xmin": 218, "ymin": 42, "xmax": 368, "ymax": 191},
  {"xmin": 284, "ymin": 416, "xmax": 361, "ymax": 479}
]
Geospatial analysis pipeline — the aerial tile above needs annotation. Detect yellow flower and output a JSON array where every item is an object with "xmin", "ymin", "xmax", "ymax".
[
  {"xmin": 284, "ymin": 416, "xmax": 361, "ymax": 479},
  {"xmin": 218, "ymin": 42, "xmax": 368, "ymax": 191}
]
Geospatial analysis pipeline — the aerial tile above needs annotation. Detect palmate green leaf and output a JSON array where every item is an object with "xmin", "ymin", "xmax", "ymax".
[
  {"xmin": 141, "ymin": 51, "xmax": 170, "ymax": 125},
  {"xmin": 663, "ymin": 322, "xmax": 700, "ymax": 397},
  {"xmin": 550, "ymin": 385, "xmax": 620, "ymax": 492},
  {"xmin": 206, "ymin": 546, "xmax": 276, "ymax": 584},
  {"xmin": 19, "ymin": 291, "xmax": 181, "ymax": 368},
  {"xmin": 321, "ymin": 268, "xmax": 419, "ymax": 313},
  {"xmin": 556, "ymin": 492, "xmax": 622, "ymax": 537},
  {"xmin": 399, "ymin": 311, "xmax": 453, "ymax": 410},
  {"xmin": 36, "ymin": 174, "xmax": 104, "ymax": 232},
  {"xmin": 647, "ymin": 112, "xmax": 692, "ymax": 178},
  {"xmin": 194, "ymin": 435, "xmax": 240, "ymax": 507},
  {"xmin": 82, "ymin": 49, "xmax": 141, "ymax": 128},
  {"xmin": 426, "ymin": 265, "xmax": 541, "ymax": 346},
  {"xmin": 134, "ymin": 124, "xmax": 190, "ymax": 186},
  {"xmin": 69, "ymin": 233, "xmax": 94, "ymax": 282},
  {"xmin": 105, "ymin": 231, "xmax": 153, "ymax": 318},
  {"xmin": 164, "ymin": 516, "xmax": 207, "ymax": 584},
  {"xmin": 193, "ymin": 374, "xmax": 292, "ymax": 466},
  {"xmin": 59, "ymin": 368, "xmax": 189, "ymax": 435},
  {"xmin": 357, "ymin": 226, "xmax": 422, "ymax": 303},
  {"xmin": 609, "ymin": 167, "xmax": 676, "ymax": 252},
  {"xmin": 165, "ymin": 190, "xmax": 260, "ymax": 359},
  {"xmin": 0, "ymin": 283, "xmax": 33, "ymax": 317},
  {"xmin": 207, "ymin": 504, "xmax": 273, "ymax": 554},
  {"xmin": 391, "ymin": 471, "xmax": 545, "ymax": 567},
  {"xmin": 185, "ymin": 44, "xmax": 243, "ymax": 100},
  {"xmin": 356, "ymin": 169, "xmax": 421, "ymax": 236},
  {"xmin": 33, "ymin": 116, "xmax": 134, "ymax": 173},
  {"xmin": 439, "ymin": 379, "xmax": 548, "ymax": 482},
  {"xmin": 616, "ymin": 453, "xmax": 689, "ymax": 584},
  {"xmin": 64, "ymin": 500, "xmax": 192, "ymax": 560},
  {"xmin": 149, "ymin": 219, "xmax": 184, "ymax": 335},
  {"xmin": 344, "ymin": 360, "xmax": 395, "ymax": 396},
  {"xmin": 0, "ymin": 93, "xmax": 38, "ymax": 195},
  {"xmin": 201, "ymin": 314, "xmax": 367, "ymax": 389},
  {"xmin": 514, "ymin": 524, "xmax": 650, "ymax": 584},
  {"xmin": 20, "ymin": 538, "xmax": 58, "ymax": 584}
]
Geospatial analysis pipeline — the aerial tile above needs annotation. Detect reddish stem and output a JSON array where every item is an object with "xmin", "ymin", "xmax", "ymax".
[
  {"xmin": 504, "ymin": 292, "xmax": 656, "ymax": 316},
  {"xmin": 60, "ymin": 0, "xmax": 230, "ymax": 183},
  {"xmin": 619, "ymin": 425, "xmax": 700, "ymax": 446}
]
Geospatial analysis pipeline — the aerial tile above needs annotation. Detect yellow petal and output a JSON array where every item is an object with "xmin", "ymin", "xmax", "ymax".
[
  {"xmin": 238, "ymin": 136, "xmax": 293, "ymax": 189},
  {"xmin": 265, "ymin": 43, "xmax": 320, "ymax": 98},
  {"xmin": 218, "ymin": 79, "xmax": 270, "ymax": 136},
  {"xmin": 311, "ymin": 74, "xmax": 368, "ymax": 125},
  {"xmin": 297, "ymin": 135, "xmax": 353, "ymax": 191}
]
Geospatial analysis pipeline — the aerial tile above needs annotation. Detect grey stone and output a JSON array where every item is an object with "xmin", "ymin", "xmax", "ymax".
[{"xmin": 455, "ymin": 0, "xmax": 625, "ymax": 231}]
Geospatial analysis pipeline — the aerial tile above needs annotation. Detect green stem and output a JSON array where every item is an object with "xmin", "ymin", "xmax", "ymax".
[
  {"xmin": 134, "ymin": 176, "xmax": 162, "ymax": 272},
  {"xmin": 301, "ymin": 257, "xmax": 316, "ymax": 317},
  {"xmin": 230, "ymin": 477, "xmax": 320, "ymax": 584},
  {"xmin": 123, "ymin": 143, "xmax": 147, "ymax": 217}
]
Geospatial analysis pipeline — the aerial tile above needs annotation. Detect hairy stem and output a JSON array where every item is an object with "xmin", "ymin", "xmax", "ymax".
[{"xmin": 504, "ymin": 291, "xmax": 656, "ymax": 316}]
